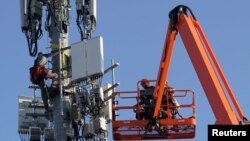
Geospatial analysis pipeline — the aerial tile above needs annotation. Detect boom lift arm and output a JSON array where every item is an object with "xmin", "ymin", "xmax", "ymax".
[
  {"xmin": 112, "ymin": 5, "xmax": 249, "ymax": 141},
  {"xmin": 153, "ymin": 5, "xmax": 248, "ymax": 125}
]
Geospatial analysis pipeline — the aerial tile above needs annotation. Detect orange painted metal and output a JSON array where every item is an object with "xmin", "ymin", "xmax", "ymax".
[
  {"xmin": 152, "ymin": 6, "xmax": 246, "ymax": 124},
  {"xmin": 111, "ymin": 5, "xmax": 248, "ymax": 140},
  {"xmin": 153, "ymin": 21, "xmax": 177, "ymax": 118},
  {"xmin": 192, "ymin": 20, "xmax": 247, "ymax": 124},
  {"xmin": 177, "ymin": 14, "xmax": 241, "ymax": 124},
  {"xmin": 112, "ymin": 89, "xmax": 196, "ymax": 140}
]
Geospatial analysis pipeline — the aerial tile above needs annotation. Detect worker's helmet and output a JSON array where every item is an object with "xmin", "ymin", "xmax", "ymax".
[
  {"xmin": 140, "ymin": 78, "xmax": 150, "ymax": 87},
  {"xmin": 168, "ymin": 86, "xmax": 175, "ymax": 94},
  {"xmin": 37, "ymin": 56, "xmax": 47, "ymax": 66}
]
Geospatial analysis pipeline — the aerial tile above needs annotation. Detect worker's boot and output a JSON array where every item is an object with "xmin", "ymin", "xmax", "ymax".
[{"xmin": 44, "ymin": 101, "xmax": 53, "ymax": 121}]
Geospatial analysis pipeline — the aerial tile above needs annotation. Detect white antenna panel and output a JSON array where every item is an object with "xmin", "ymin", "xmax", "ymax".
[
  {"xmin": 102, "ymin": 83, "xmax": 112, "ymax": 123},
  {"xmin": 71, "ymin": 36, "xmax": 104, "ymax": 82}
]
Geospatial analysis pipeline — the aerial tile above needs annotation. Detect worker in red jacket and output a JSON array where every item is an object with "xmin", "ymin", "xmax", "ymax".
[{"xmin": 30, "ymin": 53, "xmax": 58, "ymax": 112}]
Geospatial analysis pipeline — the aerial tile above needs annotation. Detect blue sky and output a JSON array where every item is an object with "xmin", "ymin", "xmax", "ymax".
[{"xmin": 1, "ymin": 0, "xmax": 250, "ymax": 141}]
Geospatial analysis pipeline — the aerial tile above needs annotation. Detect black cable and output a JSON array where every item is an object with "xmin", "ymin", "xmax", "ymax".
[
  {"xmin": 77, "ymin": 13, "xmax": 84, "ymax": 41},
  {"xmin": 25, "ymin": 32, "xmax": 37, "ymax": 57},
  {"xmin": 23, "ymin": 0, "xmax": 44, "ymax": 57},
  {"xmin": 19, "ymin": 132, "xmax": 23, "ymax": 141},
  {"xmin": 36, "ymin": 21, "xmax": 43, "ymax": 40},
  {"xmin": 45, "ymin": 7, "xmax": 51, "ymax": 31},
  {"xmin": 52, "ymin": 1, "xmax": 58, "ymax": 25},
  {"xmin": 26, "ymin": 0, "xmax": 37, "ymax": 57}
]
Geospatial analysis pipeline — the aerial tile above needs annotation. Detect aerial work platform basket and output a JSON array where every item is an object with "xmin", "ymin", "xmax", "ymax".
[{"xmin": 111, "ymin": 83, "xmax": 196, "ymax": 140}]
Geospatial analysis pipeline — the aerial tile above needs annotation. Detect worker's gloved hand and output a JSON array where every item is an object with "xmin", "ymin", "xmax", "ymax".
[
  {"xmin": 51, "ymin": 79, "xmax": 60, "ymax": 88},
  {"xmin": 48, "ymin": 79, "xmax": 61, "ymax": 97}
]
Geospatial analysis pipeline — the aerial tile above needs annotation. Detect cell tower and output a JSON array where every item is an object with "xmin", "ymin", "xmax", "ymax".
[{"xmin": 19, "ymin": 0, "xmax": 118, "ymax": 140}]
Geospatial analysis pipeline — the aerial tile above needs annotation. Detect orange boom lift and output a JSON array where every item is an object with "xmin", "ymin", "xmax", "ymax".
[{"xmin": 111, "ymin": 5, "xmax": 249, "ymax": 140}]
